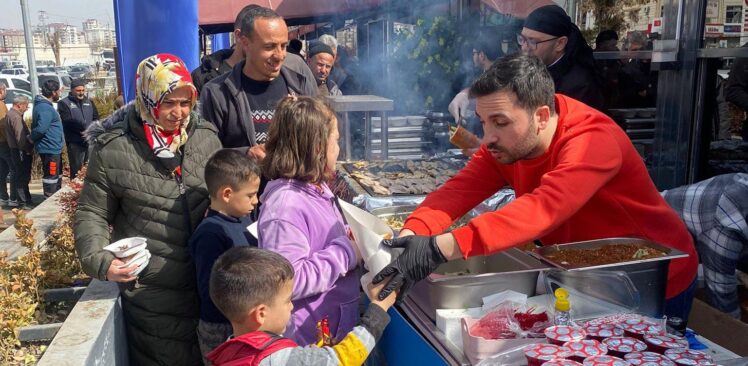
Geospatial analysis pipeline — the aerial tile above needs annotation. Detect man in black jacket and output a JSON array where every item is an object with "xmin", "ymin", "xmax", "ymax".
[
  {"xmin": 518, "ymin": 5, "xmax": 604, "ymax": 110},
  {"xmin": 199, "ymin": 5, "xmax": 317, "ymax": 159},
  {"xmin": 58, "ymin": 79, "xmax": 98, "ymax": 179}
]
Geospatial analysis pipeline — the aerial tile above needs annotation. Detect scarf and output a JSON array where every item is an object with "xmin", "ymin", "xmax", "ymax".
[{"xmin": 135, "ymin": 54, "xmax": 197, "ymax": 175}]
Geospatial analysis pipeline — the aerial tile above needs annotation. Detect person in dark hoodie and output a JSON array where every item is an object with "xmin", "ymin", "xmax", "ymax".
[
  {"xmin": 518, "ymin": 5, "xmax": 604, "ymax": 110},
  {"xmin": 31, "ymin": 79, "xmax": 64, "ymax": 196},
  {"xmin": 199, "ymin": 5, "xmax": 317, "ymax": 158},
  {"xmin": 192, "ymin": 45, "xmax": 245, "ymax": 94},
  {"xmin": 57, "ymin": 79, "xmax": 99, "ymax": 179}
]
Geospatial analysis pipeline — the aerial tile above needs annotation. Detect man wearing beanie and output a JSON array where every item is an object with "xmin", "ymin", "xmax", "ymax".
[
  {"xmin": 307, "ymin": 43, "xmax": 342, "ymax": 97},
  {"xmin": 519, "ymin": 5, "xmax": 604, "ymax": 109},
  {"xmin": 58, "ymin": 78, "xmax": 98, "ymax": 179}
]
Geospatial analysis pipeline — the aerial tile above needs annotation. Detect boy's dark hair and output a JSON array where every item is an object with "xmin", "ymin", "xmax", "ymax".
[
  {"xmin": 469, "ymin": 52, "xmax": 556, "ymax": 115},
  {"xmin": 205, "ymin": 149, "xmax": 261, "ymax": 198},
  {"xmin": 235, "ymin": 5, "xmax": 282, "ymax": 38},
  {"xmin": 41, "ymin": 79, "xmax": 60, "ymax": 98},
  {"xmin": 209, "ymin": 247, "xmax": 294, "ymax": 322}
]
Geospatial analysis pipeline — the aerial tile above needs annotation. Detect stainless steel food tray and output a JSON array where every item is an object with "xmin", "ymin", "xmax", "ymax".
[
  {"xmin": 528, "ymin": 237, "xmax": 688, "ymax": 271},
  {"xmin": 409, "ymin": 248, "xmax": 550, "ymax": 321},
  {"xmin": 527, "ymin": 237, "xmax": 690, "ymax": 317}
]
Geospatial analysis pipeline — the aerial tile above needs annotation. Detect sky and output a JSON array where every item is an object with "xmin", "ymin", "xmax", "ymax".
[{"xmin": 0, "ymin": 0, "xmax": 115, "ymax": 30}]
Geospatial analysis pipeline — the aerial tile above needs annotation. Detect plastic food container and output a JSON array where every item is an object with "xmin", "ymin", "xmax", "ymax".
[
  {"xmin": 617, "ymin": 318, "xmax": 664, "ymax": 340},
  {"xmin": 643, "ymin": 334, "xmax": 688, "ymax": 354},
  {"xmin": 563, "ymin": 339, "xmax": 608, "ymax": 363},
  {"xmin": 584, "ymin": 324, "xmax": 624, "ymax": 341},
  {"xmin": 602, "ymin": 336, "xmax": 647, "ymax": 358},
  {"xmin": 524, "ymin": 343, "xmax": 574, "ymax": 366},
  {"xmin": 664, "ymin": 348, "xmax": 715, "ymax": 365},
  {"xmin": 625, "ymin": 351, "xmax": 677, "ymax": 366},
  {"xmin": 104, "ymin": 237, "xmax": 147, "ymax": 258},
  {"xmin": 542, "ymin": 359, "xmax": 584, "ymax": 366},
  {"xmin": 582, "ymin": 355, "xmax": 629, "ymax": 366},
  {"xmin": 461, "ymin": 317, "xmax": 541, "ymax": 365},
  {"xmin": 544, "ymin": 326, "xmax": 587, "ymax": 346}
]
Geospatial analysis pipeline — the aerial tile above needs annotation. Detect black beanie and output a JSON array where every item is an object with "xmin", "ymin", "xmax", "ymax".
[
  {"xmin": 70, "ymin": 78, "xmax": 86, "ymax": 89},
  {"xmin": 308, "ymin": 43, "xmax": 335, "ymax": 59},
  {"xmin": 523, "ymin": 5, "xmax": 572, "ymax": 38}
]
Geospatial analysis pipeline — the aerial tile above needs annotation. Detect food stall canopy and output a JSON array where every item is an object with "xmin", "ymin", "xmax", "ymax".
[
  {"xmin": 198, "ymin": 0, "xmax": 385, "ymax": 34},
  {"xmin": 480, "ymin": 0, "xmax": 556, "ymax": 19}
]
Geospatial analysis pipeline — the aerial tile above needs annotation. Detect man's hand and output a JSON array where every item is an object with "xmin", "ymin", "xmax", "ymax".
[
  {"xmin": 448, "ymin": 90, "xmax": 470, "ymax": 123},
  {"xmin": 372, "ymin": 235, "xmax": 448, "ymax": 302},
  {"xmin": 248, "ymin": 144, "xmax": 266, "ymax": 160},
  {"xmin": 106, "ymin": 258, "xmax": 137, "ymax": 283}
]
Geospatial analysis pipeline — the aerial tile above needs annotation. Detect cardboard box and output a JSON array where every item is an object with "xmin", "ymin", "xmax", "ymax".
[{"xmin": 688, "ymin": 298, "xmax": 748, "ymax": 356}]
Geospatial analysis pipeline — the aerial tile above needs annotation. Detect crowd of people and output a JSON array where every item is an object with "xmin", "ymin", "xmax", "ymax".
[
  {"xmin": 3, "ymin": 3, "xmax": 725, "ymax": 366},
  {"xmin": 0, "ymin": 77, "xmax": 98, "ymax": 208}
]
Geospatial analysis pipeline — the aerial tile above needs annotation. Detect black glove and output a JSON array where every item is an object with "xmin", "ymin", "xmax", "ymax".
[{"xmin": 372, "ymin": 235, "xmax": 448, "ymax": 302}]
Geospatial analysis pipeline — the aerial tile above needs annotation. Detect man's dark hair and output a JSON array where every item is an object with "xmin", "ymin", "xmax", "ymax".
[
  {"xmin": 235, "ymin": 5, "xmax": 282, "ymax": 38},
  {"xmin": 474, "ymin": 34, "xmax": 503, "ymax": 61},
  {"xmin": 288, "ymin": 39, "xmax": 303, "ymax": 55},
  {"xmin": 469, "ymin": 53, "xmax": 555, "ymax": 114},
  {"xmin": 209, "ymin": 247, "xmax": 294, "ymax": 322},
  {"xmin": 41, "ymin": 79, "xmax": 60, "ymax": 98},
  {"xmin": 595, "ymin": 30, "xmax": 619, "ymax": 46},
  {"xmin": 205, "ymin": 149, "xmax": 262, "ymax": 198}
]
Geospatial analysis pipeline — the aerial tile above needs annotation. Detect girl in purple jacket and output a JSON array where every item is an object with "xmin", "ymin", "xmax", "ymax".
[{"xmin": 258, "ymin": 96, "xmax": 362, "ymax": 346}]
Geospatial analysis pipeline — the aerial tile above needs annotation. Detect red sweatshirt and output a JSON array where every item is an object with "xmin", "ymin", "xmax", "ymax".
[{"xmin": 403, "ymin": 95, "xmax": 697, "ymax": 299}]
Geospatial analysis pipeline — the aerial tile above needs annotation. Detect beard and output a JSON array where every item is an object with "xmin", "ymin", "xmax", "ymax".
[
  {"xmin": 486, "ymin": 121, "xmax": 539, "ymax": 164},
  {"xmin": 52, "ymin": 95, "xmax": 61, "ymax": 102}
]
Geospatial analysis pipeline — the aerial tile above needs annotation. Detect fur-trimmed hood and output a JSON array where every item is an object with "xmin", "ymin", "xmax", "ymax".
[{"xmin": 83, "ymin": 101, "xmax": 134, "ymax": 146}]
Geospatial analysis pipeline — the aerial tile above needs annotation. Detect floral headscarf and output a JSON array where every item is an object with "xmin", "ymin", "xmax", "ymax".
[{"xmin": 135, "ymin": 54, "xmax": 196, "ymax": 174}]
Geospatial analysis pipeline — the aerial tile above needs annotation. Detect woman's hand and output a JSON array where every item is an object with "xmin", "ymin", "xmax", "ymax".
[{"xmin": 106, "ymin": 257, "xmax": 138, "ymax": 283}]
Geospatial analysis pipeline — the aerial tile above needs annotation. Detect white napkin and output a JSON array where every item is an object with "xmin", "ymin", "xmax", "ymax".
[{"xmin": 337, "ymin": 199, "xmax": 401, "ymax": 298}]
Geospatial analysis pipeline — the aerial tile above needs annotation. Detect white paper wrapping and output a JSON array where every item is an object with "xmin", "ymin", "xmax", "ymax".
[{"xmin": 337, "ymin": 199, "xmax": 401, "ymax": 298}]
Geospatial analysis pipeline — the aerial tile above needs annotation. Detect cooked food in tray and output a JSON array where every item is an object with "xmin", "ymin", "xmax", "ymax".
[
  {"xmin": 541, "ymin": 243, "xmax": 666, "ymax": 268},
  {"xmin": 345, "ymin": 159, "xmax": 463, "ymax": 196}
]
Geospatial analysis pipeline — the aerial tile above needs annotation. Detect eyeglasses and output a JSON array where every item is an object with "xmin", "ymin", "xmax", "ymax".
[{"xmin": 516, "ymin": 34, "xmax": 560, "ymax": 50}]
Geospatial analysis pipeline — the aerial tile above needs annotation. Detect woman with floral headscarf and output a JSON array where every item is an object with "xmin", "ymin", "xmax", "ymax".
[{"xmin": 74, "ymin": 54, "xmax": 222, "ymax": 365}]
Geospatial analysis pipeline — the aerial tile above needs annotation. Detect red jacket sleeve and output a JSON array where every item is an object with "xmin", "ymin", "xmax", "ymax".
[
  {"xmin": 450, "ymin": 128, "xmax": 623, "ymax": 257},
  {"xmin": 402, "ymin": 146, "xmax": 507, "ymax": 236}
]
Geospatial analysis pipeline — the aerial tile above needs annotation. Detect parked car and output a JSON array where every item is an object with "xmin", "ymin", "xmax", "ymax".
[
  {"xmin": 36, "ymin": 66, "xmax": 56, "ymax": 74},
  {"xmin": 1, "ymin": 69, "xmax": 28, "ymax": 77},
  {"xmin": 0, "ymin": 75, "xmax": 32, "ymax": 93},
  {"xmin": 54, "ymin": 66, "xmax": 71, "ymax": 78},
  {"xmin": 68, "ymin": 65, "xmax": 93, "ymax": 80},
  {"xmin": 32, "ymin": 73, "xmax": 72, "ymax": 91}
]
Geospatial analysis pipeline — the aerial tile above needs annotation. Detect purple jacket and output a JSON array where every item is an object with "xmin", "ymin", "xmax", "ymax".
[{"xmin": 258, "ymin": 179, "xmax": 360, "ymax": 346}]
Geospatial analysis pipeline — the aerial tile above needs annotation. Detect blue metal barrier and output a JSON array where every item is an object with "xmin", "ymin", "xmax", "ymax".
[{"xmin": 113, "ymin": 0, "xmax": 199, "ymax": 102}]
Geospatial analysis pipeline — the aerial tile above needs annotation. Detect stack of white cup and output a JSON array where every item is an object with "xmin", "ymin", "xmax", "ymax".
[{"xmin": 103, "ymin": 237, "xmax": 151, "ymax": 276}]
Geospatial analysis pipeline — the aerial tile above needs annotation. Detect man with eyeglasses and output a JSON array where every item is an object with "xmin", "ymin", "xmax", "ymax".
[{"xmin": 518, "ymin": 5, "xmax": 603, "ymax": 110}]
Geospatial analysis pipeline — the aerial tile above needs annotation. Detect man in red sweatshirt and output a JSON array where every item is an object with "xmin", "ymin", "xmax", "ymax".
[{"xmin": 373, "ymin": 53, "xmax": 698, "ymax": 322}]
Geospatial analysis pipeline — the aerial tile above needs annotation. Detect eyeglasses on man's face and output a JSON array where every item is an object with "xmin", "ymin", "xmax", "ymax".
[{"xmin": 516, "ymin": 34, "xmax": 560, "ymax": 50}]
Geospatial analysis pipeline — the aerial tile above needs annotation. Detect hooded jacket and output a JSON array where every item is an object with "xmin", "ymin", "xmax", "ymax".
[
  {"xmin": 191, "ymin": 48, "xmax": 236, "ymax": 93},
  {"xmin": 74, "ymin": 103, "xmax": 222, "ymax": 365},
  {"xmin": 199, "ymin": 54, "xmax": 318, "ymax": 148},
  {"xmin": 30, "ymin": 95, "xmax": 64, "ymax": 154},
  {"xmin": 257, "ymin": 179, "xmax": 360, "ymax": 346}
]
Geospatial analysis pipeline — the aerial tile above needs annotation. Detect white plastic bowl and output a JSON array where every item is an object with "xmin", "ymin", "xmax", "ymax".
[{"xmin": 104, "ymin": 237, "xmax": 148, "ymax": 258}]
